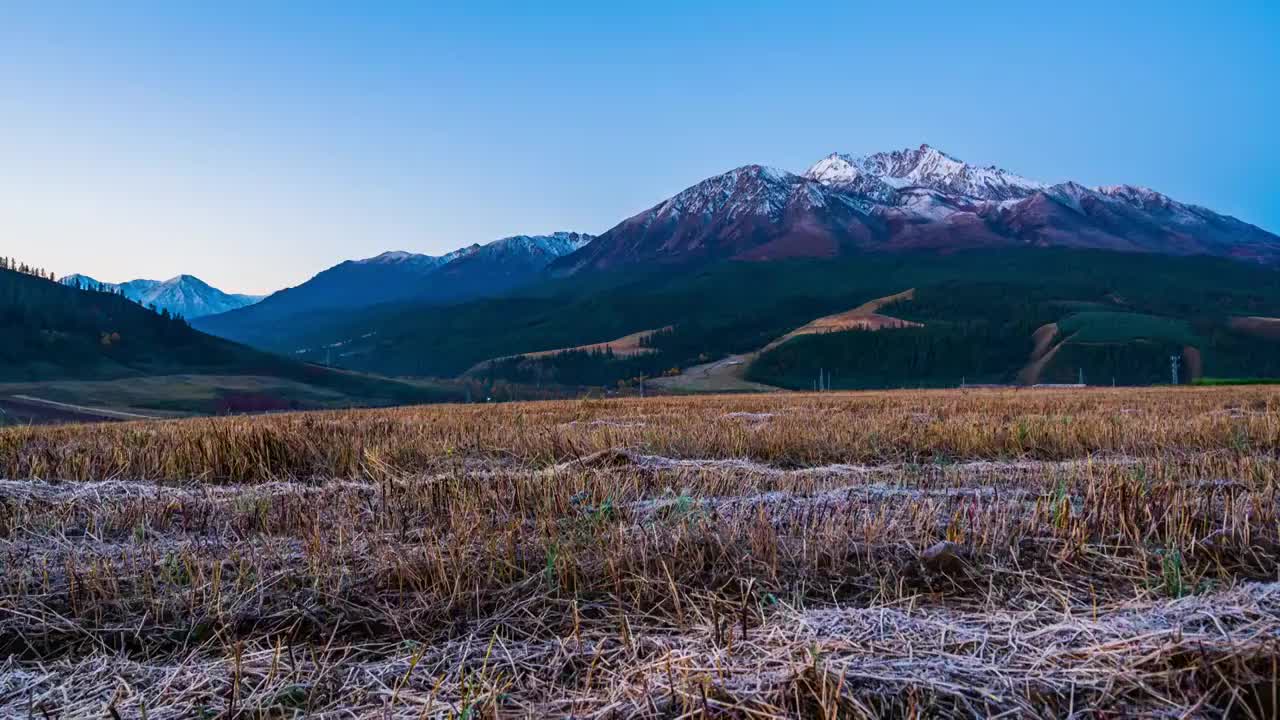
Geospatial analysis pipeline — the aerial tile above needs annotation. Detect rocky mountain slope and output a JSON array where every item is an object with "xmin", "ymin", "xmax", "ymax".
[
  {"xmin": 194, "ymin": 232, "xmax": 593, "ymax": 347},
  {"xmin": 551, "ymin": 145, "xmax": 1280, "ymax": 273}
]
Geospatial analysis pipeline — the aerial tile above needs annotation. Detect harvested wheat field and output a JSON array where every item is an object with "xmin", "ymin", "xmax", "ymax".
[{"xmin": 2, "ymin": 387, "xmax": 1280, "ymax": 718}]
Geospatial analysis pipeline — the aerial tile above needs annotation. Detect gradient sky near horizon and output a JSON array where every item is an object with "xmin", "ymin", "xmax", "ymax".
[{"xmin": 2, "ymin": 1, "xmax": 1277, "ymax": 294}]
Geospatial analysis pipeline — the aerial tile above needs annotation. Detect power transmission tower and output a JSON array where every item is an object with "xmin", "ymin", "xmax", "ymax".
[{"xmin": 1170, "ymin": 355, "xmax": 1181, "ymax": 385}]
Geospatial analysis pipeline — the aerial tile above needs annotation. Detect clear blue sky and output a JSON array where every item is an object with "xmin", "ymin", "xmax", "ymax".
[{"xmin": 2, "ymin": 1, "xmax": 1276, "ymax": 294}]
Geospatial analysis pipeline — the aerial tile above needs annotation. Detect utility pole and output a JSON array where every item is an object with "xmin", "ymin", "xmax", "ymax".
[{"xmin": 1170, "ymin": 355, "xmax": 1181, "ymax": 385}]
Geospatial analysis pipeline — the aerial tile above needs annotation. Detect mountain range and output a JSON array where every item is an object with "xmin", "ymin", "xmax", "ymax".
[
  {"xmin": 203, "ymin": 144, "xmax": 1280, "ymax": 310},
  {"xmin": 94, "ymin": 143, "xmax": 1280, "ymax": 391},
  {"xmin": 550, "ymin": 144, "xmax": 1280, "ymax": 274},
  {"xmin": 192, "ymin": 232, "xmax": 593, "ymax": 346},
  {"xmin": 170, "ymin": 141, "xmax": 1280, "ymax": 381},
  {"xmin": 59, "ymin": 274, "xmax": 263, "ymax": 319},
  {"xmin": 23, "ymin": 143, "xmax": 1280, "ymax": 410}
]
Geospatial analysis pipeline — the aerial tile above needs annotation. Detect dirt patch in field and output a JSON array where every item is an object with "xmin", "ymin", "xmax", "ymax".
[
  {"xmin": 468, "ymin": 326, "xmax": 671, "ymax": 374},
  {"xmin": 1229, "ymin": 315, "xmax": 1280, "ymax": 340},
  {"xmin": 1183, "ymin": 345, "xmax": 1203, "ymax": 381},
  {"xmin": 0, "ymin": 395, "xmax": 149, "ymax": 425},
  {"xmin": 760, "ymin": 288, "xmax": 921, "ymax": 354},
  {"xmin": 1030, "ymin": 322, "xmax": 1059, "ymax": 358},
  {"xmin": 519, "ymin": 326, "xmax": 670, "ymax": 359},
  {"xmin": 646, "ymin": 354, "xmax": 781, "ymax": 393},
  {"xmin": 654, "ymin": 289, "xmax": 921, "ymax": 394},
  {"xmin": 1017, "ymin": 323, "xmax": 1070, "ymax": 385}
]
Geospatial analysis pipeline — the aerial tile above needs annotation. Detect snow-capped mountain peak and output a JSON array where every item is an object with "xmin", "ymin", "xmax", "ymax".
[
  {"xmin": 803, "ymin": 154, "xmax": 900, "ymax": 203},
  {"xmin": 481, "ymin": 231, "xmax": 594, "ymax": 257},
  {"xmin": 355, "ymin": 233, "xmax": 595, "ymax": 271},
  {"xmin": 553, "ymin": 142, "xmax": 1280, "ymax": 274},
  {"xmin": 1043, "ymin": 182, "xmax": 1206, "ymax": 219},
  {"xmin": 1096, "ymin": 184, "xmax": 1181, "ymax": 208},
  {"xmin": 646, "ymin": 164, "xmax": 844, "ymax": 225},
  {"xmin": 362, "ymin": 250, "xmax": 416, "ymax": 263},
  {"xmin": 549, "ymin": 164, "xmax": 882, "ymax": 274},
  {"xmin": 166, "ymin": 274, "xmax": 208, "ymax": 288},
  {"xmin": 355, "ymin": 249, "xmax": 469, "ymax": 266},
  {"xmin": 60, "ymin": 273, "xmax": 262, "ymax": 318},
  {"xmin": 59, "ymin": 273, "xmax": 108, "ymax": 290},
  {"xmin": 806, "ymin": 144, "xmax": 1047, "ymax": 202}
]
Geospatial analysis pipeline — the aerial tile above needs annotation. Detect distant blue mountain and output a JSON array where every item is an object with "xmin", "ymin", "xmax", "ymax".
[{"xmin": 59, "ymin": 273, "xmax": 263, "ymax": 319}]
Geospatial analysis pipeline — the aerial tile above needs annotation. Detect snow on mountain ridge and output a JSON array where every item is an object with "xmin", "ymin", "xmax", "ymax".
[
  {"xmin": 1094, "ymin": 184, "xmax": 1207, "ymax": 214},
  {"xmin": 654, "ymin": 165, "xmax": 784, "ymax": 220},
  {"xmin": 806, "ymin": 144, "xmax": 1048, "ymax": 202},
  {"xmin": 358, "ymin": 232, "xmax": 594, "ymax": 268},
  {"xmin": 482, "ymin": 231, "xmax": 595, "ymax": 257},
  {"xmin": 59, "ymin": 273, "xmax": 262, "ymax": 318},
  {"xmin": 355, "ymin": 249, "xmax": 471, "ymax": 266},
  {"xmin": 805, "ymin": 145, "xmax": 1233, "ymax": 222},
  {"xmin": 1043, "ymin": 182, "xmax": 1227, "ymax": 228},
  {"xmin": 556, "ymin": 143, "xmax": 1280, "ymax": 273},
  {"xmin": 803, "ymin": 155, "xmax": 900, "ymax": 203},
  {"xmin": 59, "ymin": 273, "xmax": 110, "ymax": 290},
  {"xmin": 643, "ymin": 164, "xmax": 862, "ymax": 227}
]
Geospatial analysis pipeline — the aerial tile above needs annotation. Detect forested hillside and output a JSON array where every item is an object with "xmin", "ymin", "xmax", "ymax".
[
  {"xmin": 746, "ymin": 266, "xmax": 1280, "ymax": 389},
  {"xmin": 0, "ymin": 263, "xmax": 235, "ymax": 380},
  {"xmin": 270, "ymin": 248, "xmax": 1280, "ymax": 389},
  {"xmin": 0, "ymin": 264, "xmax": 457, "ymax": 406}
]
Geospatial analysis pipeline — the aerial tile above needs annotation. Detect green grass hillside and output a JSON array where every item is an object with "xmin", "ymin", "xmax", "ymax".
[{"xmin": 1056, "ymin": 312, "xmax": 1200, "ymax": 346}]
